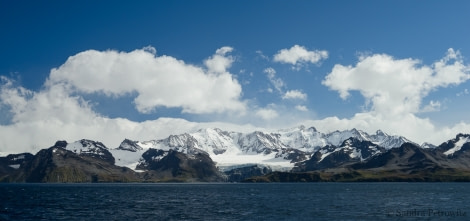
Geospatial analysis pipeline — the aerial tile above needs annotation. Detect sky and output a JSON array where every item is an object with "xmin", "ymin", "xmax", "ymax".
[{"xmin": 1, "ymin": 1, "xmax": 470, "ymax": 154}]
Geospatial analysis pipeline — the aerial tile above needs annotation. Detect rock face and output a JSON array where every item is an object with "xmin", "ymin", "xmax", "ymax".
[
  {"xmin": 0, "ymin": 153, "xmax": 34, "ymax": 180},
  {"xmin": 136, "ymin": 149, "xmax": 225, "ymax": 182},
  {"xmin": 436, "ymin": 134, "xmax": 470, "ymax": 157},
  {"xmin": 294, "ymin": 138, "xmax": 385, "ymax": 171},
  {"xmin": 350, "ymin": 134, "xmax": 470, "ymax": 172},
  {"xmin": 351, "ymin": 143, "xmax": 443, "ymax": 172},
  {"xmin": 224, "ymin": 165, "xmax": 273, "ymax": 182},
  {"xmin": 116, "ymin": 139, "xmax": 143, "ymax": 152},
  {"xmin": 245, "ymin": 134, "xmax": 470, "ymax": 182},
  {"xmin": 2, "ymin": 145, "xmax": 138, "ymax": 183}
]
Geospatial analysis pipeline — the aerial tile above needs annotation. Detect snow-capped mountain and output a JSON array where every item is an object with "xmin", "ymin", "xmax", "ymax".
[
  {"xmin": 107, "ymin": 126, "xmax": 413, "ymax": 172},
  {"xmin": 2, "ymin": 126, "xmax": 417, "ymax": 175},
  {"xmin": 276, "ymin": 126, "xmax": 327, "ymax": 152},
  {"xmin": 421, "ymin": 142, "xmax": 437, "ymax": 149},
  {"xmin": 324, "ymin": 128, "xmax": 413, "ymax": 148},
  {"xmin": 294, "ymin": 137, "xmax": 386, "ymax": 171},
  {"xmin": 115, "ymin": 139, "xmax": 143, "ymax": 152},
  {"xmin": 319, "ymin": 137, "xmax": 384, "ymax": 162},
  {"xmin": 276, "ymin": 127, "xmax": 410, "ymax": 151},
  {"xmin": 368, "ymin": 130, "xmax": 414, "ymax": 148},
  {"xmin": 3, "ymin": 127, "xmax": 470, "ymax": 183},
  {"xmin": 64, "ymin": 139, "xmax": 108, "ymax": 155},
  {"xmin": 62, "ymin": 139, "xmax": 115, "ymax": 163}
]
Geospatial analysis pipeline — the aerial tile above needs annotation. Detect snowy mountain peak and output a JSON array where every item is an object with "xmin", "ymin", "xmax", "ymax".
[
  {"xmin": 60, "ymin": 139, "xmax": 115, "ymax": 163},
  {"xmin": 353, "ymin": 128, "xmax": 371, "ymax": 140},
  {"xmin": 65, "ymin": 139, "xmax": 109, "ymax": 154},
  {"xmin": 116, "ymin": 139, "xmax": 143, "ymax": 152},
  {"xmin": 238, "ymin": 131, "xmax": 285, "ymax": 154},
  {"xmin": 325, "ymin": 128, "xmax": 368, "ymax": 146},
  {"xmin": 421, "ymin": 142, "xmax": 437, "ymax": 149},
  {"xmin": 376, "ymin": 130, "xmax": 387, "ymax": 136},
  {"xmin": 456, "ymin": 133, "xmax": 470, "ymax": 140}
]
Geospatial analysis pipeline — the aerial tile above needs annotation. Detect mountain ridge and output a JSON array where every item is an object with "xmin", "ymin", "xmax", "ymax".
[
  {"xmin": 1, "ymin": 126, "xmax": 469, "ymax": 182},
  {"xmin": 114, "ymin": 126, "xmax": 413, "ymax": 171}
]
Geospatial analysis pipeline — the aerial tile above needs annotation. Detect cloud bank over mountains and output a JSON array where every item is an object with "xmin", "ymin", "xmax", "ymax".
[
  {"xmin": 0, "ymin": 46, "xmax": 469, "ymax": 154},
  {"xmin": 314, "ymin": 48, "xmax": 470, "ymax": 144}
]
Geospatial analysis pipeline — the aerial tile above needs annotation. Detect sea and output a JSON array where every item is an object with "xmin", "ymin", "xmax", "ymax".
[{"xmin": 1, "ymin": 182, "xmax": 469, "ymax": 220}]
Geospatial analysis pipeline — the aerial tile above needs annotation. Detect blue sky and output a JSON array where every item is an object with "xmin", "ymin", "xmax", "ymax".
[{"xmin": 1, "ymin": 1, "xmax": 470, "ymax": 153}]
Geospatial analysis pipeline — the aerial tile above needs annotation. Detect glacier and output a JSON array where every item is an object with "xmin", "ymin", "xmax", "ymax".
[{"xmin": 105, "ymin": 126, "xmax": 413, "ymax": 172}]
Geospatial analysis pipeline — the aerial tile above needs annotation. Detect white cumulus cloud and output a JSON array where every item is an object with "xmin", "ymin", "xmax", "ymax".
[
  {"xmin": 204, "ymin": 46, "xmax": 234, "ymax": 74},
  {"xmin": 283, "ymin": 90, "xmax": 307, "ymax": 100},
  {"xmin": 47, "ymin": 46, "xmax": 246, "ymax": 114},
  {"xmin": 322, "ymin": 48, "xmax": 469, "ymax": 117},
  {"xmin": 273, "ymin": 45, "xmax": 328, "ymax": 68}
]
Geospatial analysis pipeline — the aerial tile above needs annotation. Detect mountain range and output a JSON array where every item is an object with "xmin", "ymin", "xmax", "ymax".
[{"xmin": 1, "ymin": 126, "xmax": 469, "ymax": 182}]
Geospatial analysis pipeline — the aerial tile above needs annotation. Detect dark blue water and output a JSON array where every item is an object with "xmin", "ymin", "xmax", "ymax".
[{"xmin": 1, "ymin": 183, "xmax": 469, "ymax": 220}]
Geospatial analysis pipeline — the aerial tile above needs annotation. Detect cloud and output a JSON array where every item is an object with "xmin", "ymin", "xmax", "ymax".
[
  {"xmin": 0, "ymin": 80, "xmax": 96, "ymax": 125},
  {"xmin": 295, "ymin": 105, "xmax": 308, "ymax": 112},
  {"xmin": 255, "ymin": 50, "xmax": 269, "ymax": 61},
  {"xmin": 273, "ymin": 45, "xmax": 328, "ymax": 68},
  {"xmin": 264, "ymin": 67, "xmax": 285, "ymax": 93},
  {"xmin": 256, "ymin": 108, "xmax": 279, "ymax": 120},
  {"xmin": 263, "ymin": 68, "xmax": 309, "ymax": 103},
  {"xmin": 283, "ymin": 90, "xmax": 307, "ymax": 100},
  {"xmin": 322, "ymin": 48, "xmax": 470, "ymax": 117},
  {"xmin": 142, "ymin": 45, "xmax": 157, "ymax": 55},
  {"xmin": 316, "ymin": 48, "xmax": 470, "ymax": 144},
  {"xmin": 420, "ymin": 100, "xmax": 441, "ymax": 113},
  {"xmin": 457, "ymin": 88, "xmax": 469, "ymax": 96},
  {"xmin": 204, "ymin": 46, "xmax": 234, "ymax": 74},
  {"xmin": 46, "ymin": 46, "xmax": 245, "ymax": 114}
]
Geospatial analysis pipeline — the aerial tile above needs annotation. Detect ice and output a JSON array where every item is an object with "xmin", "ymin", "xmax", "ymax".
[
  {"xmin": 109, "ymin": 148, "xmax": 145, "ymax": 170},
  {"xmin": 9, "ymin": 164, "xmax": 20, "ymax": 169},
  {"xmin": 444, "ymin": 137, "xmax": 470, "ymax": 156},
  {"xmin": 11, "ymin": 154, "xmax": 25, "ymax": 161}
]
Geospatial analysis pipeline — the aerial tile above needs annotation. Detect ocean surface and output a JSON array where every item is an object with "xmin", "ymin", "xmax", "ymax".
[{"xmin": 1, "ymin": 182, "xmax": 469, "ymax": 220}]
